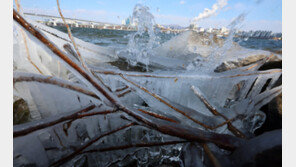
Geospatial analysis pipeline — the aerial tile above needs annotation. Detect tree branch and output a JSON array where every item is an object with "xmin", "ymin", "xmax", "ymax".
[
  {"xmin": 51, "ymin": 122, "xmax": 137, "ymax": 166},
  {"xmin": 56, "ymin": 0, "xmax": 88, "ymax": 70},
  {"xmin": 13, "ymin": 72, "xmax": 100, "ymax": 100},
  {"xmin": 201, "ymin": 143, "xmax": 222, "ymax": 167},
  {"xmin": 191, "ymin": 85, "xmax": 246, "ymax": 138},
  {"xmin": 13, "ymin": 104, "xmax": 98, "ymax": 138},
  {"xmin": 82, "ymin": 140, "xmax": 187, "ymax": 153},
  {"xmin": 13, "ymin": 9, "xmax": 244, "ymax": 152}
]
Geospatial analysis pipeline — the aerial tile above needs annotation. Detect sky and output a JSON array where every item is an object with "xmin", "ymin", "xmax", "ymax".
[{"xmin": 18, "ymin": 0, "xmax": 282, "ymax": 32}]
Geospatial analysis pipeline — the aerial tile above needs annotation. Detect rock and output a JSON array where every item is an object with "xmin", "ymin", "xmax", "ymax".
[
  {"xmin": 258, "ymin": 60, "xmax": 282, "ymax": 71},
  {"xmin": 255, "ymin": 93, "xmax": 282, "ymax": 136},
  {"xmin": 276, "ymin": 94, "xmax": 282, "ymax": 115},
  {"xmin": 231, "ymin": 129, "xmax": 282, "ymax": 167},
  {"xmin": 215, "ymin": 54, "xmax": 281, "ymax": 72},
  {"xmin": 253, "ymin": 145, "xmax": 281, "ymax": 167},
  {"xmin": 13, "ymin": 98, "xmax": 30, "ymax": 125}
]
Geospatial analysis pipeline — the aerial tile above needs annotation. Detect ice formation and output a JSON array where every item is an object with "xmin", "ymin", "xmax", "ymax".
[
  {"xmin": 13, "ymin": 6, "xmax": 282, "ymax": 167},
  {"xmin": 118, "ymin": 4, "xmax": 158, "ymax": 70}
]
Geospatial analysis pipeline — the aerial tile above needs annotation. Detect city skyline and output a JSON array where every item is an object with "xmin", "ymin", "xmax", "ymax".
[{"xmin": 18, "ymin": 0, "xmax": 282, "ymax": 32}]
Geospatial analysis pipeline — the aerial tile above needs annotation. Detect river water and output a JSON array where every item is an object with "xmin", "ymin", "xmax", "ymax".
[{"xmin": 53, "ymin": 26, "xmax": 282, "ymax": 54}]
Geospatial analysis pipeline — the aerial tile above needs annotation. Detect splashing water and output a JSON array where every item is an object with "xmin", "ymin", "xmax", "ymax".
[
  {"xmin": 186, "ymin": 13, "xmax": 248, "ymax": 71},
  {"xmin": 211, "ymin": 13, "xmax": 247, "ymax": 58},
  {"xmin": 118, "ymin": 2, "xmax": 252, "ymax": 73},
  {"xmin": 125, "ymin": 4, "xmax": 159, "ymax": 70},
  {"xmin": 13, "ymin": 1, "xmax": 282, "ymax": 166}
]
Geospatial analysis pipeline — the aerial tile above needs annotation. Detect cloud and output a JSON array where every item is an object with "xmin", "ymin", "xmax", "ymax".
[
  {"xmin": 180, "ymin": 1, "xmax": 186, "ymax": 5},
  {"xmin": 192, "ymin": 0, "xmax": 228, "ymax": 23}
]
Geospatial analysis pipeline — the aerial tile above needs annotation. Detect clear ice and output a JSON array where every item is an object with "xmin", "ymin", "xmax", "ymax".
[{"xmin": 13, "ymin": 5, "xmax": 282, "ymax": 167}]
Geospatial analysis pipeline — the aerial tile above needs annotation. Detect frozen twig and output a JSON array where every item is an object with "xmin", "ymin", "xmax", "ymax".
[
  {"xmin": 242, "ymin": 54, "xmax": 274, "ymax": 71},
  {"xmin": 119, "ymin": 74, "xmax": 245, "ymax": 131},
  {"xmin": 14, "ymin": 9, "xmax": 244, "ymax": 152},
  {"xmin": 37, "ymin": 26, "xmax": 107, "ymax": 55},
  {"xmin": 51, "ymin": 122, "xmax": 137, "ymax": 166},
  {"xmin": 91, "ymin": 71, "xmax": 114, "ymax": 92},
  {"xmin": 62, "ymin": 44, "xmax": 114, "ymax": 92},
  {"xmin": 117, "ymin": 89, "xmax": 132, "ymax": 98},
  {"xmin": 13, "ymin": 72, "xmax": 100, "ymax": 100},
  {"xmin": 56, "ymin": 0, "xmax": 88, "ymax": 70},
  {"xmin": 191, "ymin": 86, "xmax": 220, "ymax": 116},
  {"xmin": 13, "ymin": 104, "xmax": 96, "ymax": 138},
  {"xmin": 224, "ymin": 69, "xmax": 282, "ymax": 78},
  {"xmin": 137, "ymin": 109, "xmax": 179, "ymax": 123},
  {"xmin": 94, "ymin": 70, "xmax": 175, "ymax": 78},
  {"xmin": 82, "ymin": 140, "xmax": 187, "ymax": 153},
  {"xmin": 119, "ymin": 74, "xmax": 213, "ymax": 129},
  {"xmin": 115, "ymin": 85, "xmax": 129, "ymax": 92},
  {"xmin": 76, "ymin": 110, "xmax": 117, "ymax": 118},
  {"xmin": 15, "ymin": 0, "xmax": 44, "ymax": 75},
  {"xmin": 191, "ymin": 85, "xmax": 246, "ymax": 138},
  {"xmin": 93, "ymin": 68, "xmax": 282, "ymax": 79},
  {"xmin": 201, "ymin": 143, "xmax": 222, "ymax": 167}
]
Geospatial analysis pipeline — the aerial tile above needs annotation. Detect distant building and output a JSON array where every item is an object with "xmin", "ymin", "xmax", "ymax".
[
  {"xmin": 220, "ymin": 27, "xmax": 229, "ymax": 33},
  {"xmin": 199, "ymin": 27, "xmax": 205, "ymax": 32},
  {"xmin": 188, "ymin": 24, "xmax": 205, "ymax": 32},
  {"xmin": 122, "ymin": 16, "xmax": 137, "ymax": 27},
  {"xmin": 121, "ymin": 20, "xmax": 126, "ymax": 25},
  {"xmin": 189, "ymin": 23, "xmax": 198, "ymax": 30},
  {"xmin": 206, "ymin": 28, "xmax": 213, "ymax": 33}
]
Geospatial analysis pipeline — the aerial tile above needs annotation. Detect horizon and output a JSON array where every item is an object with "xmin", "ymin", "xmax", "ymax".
[{"xmin": 17, "ymin": 0, "xmax": 282, "ymax": 32}]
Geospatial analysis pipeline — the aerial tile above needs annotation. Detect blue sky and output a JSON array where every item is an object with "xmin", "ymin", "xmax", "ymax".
[{"xmin": 18, "ymin": 0, "xmax": 282, "ymax": 32}]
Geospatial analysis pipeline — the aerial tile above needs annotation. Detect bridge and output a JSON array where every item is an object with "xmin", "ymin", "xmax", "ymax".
[
  {"xmin": 23, "ymin": 12, "xmax": 137, "ymax": 31},
  {"xmin": 23, "ymin": 13, "xmax": 185, "ymax": 33}
]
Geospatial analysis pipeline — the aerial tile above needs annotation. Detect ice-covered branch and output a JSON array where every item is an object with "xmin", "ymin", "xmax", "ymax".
[
  {"xmin": 13, "ymin": 104, "xmax": 96, "ymax": 138},
  {"xmin": 137, "ymin": 109, "xmax": 179, "ymax": 123},
  {"xmin": 13, "ymin": 9, "xmax": 245, "ymax": 152},
  {"xmin": 14, "ymin": 0, "xmax": 44, "ymax": 75},
  {"xmin": 201, "ymin": 143, "xmax": 222, "ymax": 167},
  {"xmin": 13, "ymin": 72, "xmax": 100, "ymax": 100},
  {"xmin": 93, "ymin": 68, "xmax": 282, "ymax": 79},
  {"xmin": 191, "ymin": 85, "xmax": 246, "ymax": 138},
  {"xmin": 117, "ymin": 89, "xmax": 132, "ymax": 98},
  {"xmin": 223, "ymin": 69, "xmax": 282, "ymax": 78},
  {"xmin": 242, "ymin": 55, "xmax": 274, "ymax": 72},
  {"xmin": 82, "ymin": 140, "xmax": 187, "ymax": 154},
  {"xmin": 119, "ymin": 74, "xmax": 213, "ymax": 129},
  {"xmin": 56, "ymin": 0, "xmax": 88, "ymax": 70},
  {"xmin": 51, "ymin": 122, "xmax": 137, "ymax": 166}
]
